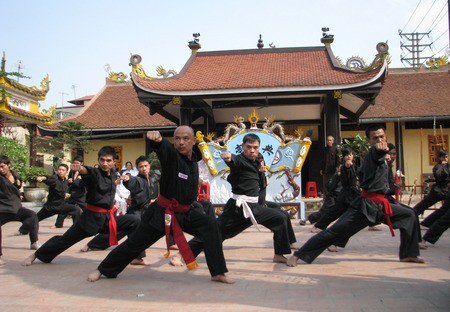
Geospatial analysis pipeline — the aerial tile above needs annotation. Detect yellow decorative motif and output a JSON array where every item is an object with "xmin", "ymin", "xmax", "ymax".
[
  {"xmin": 156, "ymin": 65, "xmax": 178, "ymax": 78},
  {"xmin": 248, "ymin": 109, "xmax": 259, "ymax": 128},
  {"xmin": 108, "ymin": 72, "xmax": 128, "ymax": 82},
  {"xmin": 172, "ymin": 96, "xmax": 182, "ymax": 105},
  {"xmin": 293, "ymin": 139, "xmax": 312, "ymax": 173},
  {"xmin": 195, "ymin": 131, "xmax": 205, "ymax": 143},
  {"xmin": 333, "ymin": 90, "xmax": 342, "ymax": 99},
  {"xmin": 30, "ymin": 74, "xmax": 50, "ymax": 93},
  {"xmin": 294, "ymin": 128, "xmax": 304, "ymax": 139},
  {"xmin": 131, "ymin": 63, "xmax": 157, "ymax": 80},
  {"xmin": 425, "ymin": 56, "xmax": 448, "ymax": 69},
  {"xmin": 205, "ymin": 132, "xmax": 216, "ymax": 142}
]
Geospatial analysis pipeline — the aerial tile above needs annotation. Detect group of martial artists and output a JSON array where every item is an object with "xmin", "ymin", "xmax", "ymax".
[{"xmin": 2, "ymin": 124, "xmax": 448, "ymax": 283}]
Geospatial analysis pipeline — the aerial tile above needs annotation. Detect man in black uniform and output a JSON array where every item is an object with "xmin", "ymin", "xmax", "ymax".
[
  {"xmin": 22, "ymin": 146, "xmax": 141, "ymax": 266},
  {"xmin": 87, "ymin": 126, "xmax": 233, "ymax": 284},
  {"xmin": 180, "ymin": 133, "xmax": 292, "ymax": 265},
  {"xmin": 414, "ymin": 150, "xmax": 449, "ymax": 228},
  {"xmin": 18, "ymin": 164, "xmax": 82, "ymax": 234},
  {"xmin": 0, "ymin": 155, "xmax": 40, "ymax": 265},
  {"xmin": 53, "ymin": 155, "xmax": 87, "ymax": 229},
  {"xmin": 287, "ymin": 125, "xmax": 424, "ymax": 266},
  {"xmin": 81, "ymin": 155, "xmax": 156, "ymax": 265}
]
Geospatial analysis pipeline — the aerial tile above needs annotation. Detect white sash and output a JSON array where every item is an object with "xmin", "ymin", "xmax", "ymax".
[{"xmin": 232, "ymin": 194, "xmax": 260, "ymax": 231}]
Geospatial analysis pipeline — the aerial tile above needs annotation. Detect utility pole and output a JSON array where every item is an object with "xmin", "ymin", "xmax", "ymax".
[
  {"xmin": 15, "ymin": 60, "xmax": 23, "ymax": 82},
  {"xmin": 399, "ymin": 31, "xmax": 432, "ymax": 68},
  {"xmin": 71, "ymin": 85, "xmax": 77, "ymax": 99},
  {"xmin": 59, "ymin": 91, "xmax": 68, "ymax": 107}
]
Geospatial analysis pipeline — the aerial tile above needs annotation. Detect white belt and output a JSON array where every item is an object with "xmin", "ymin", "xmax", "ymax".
[{"xmin": 232, "ymin": 194, "xmax": 260, "ymax": 231}]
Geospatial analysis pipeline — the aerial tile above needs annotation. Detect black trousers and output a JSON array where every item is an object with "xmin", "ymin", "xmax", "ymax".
[
  {"xmin": 189, "ymin": 198, "xmax": 291, "ymax": 257},
  {"xmin": 422, "ymin": 199, "xmax": 450, "ymax": 244},
  {"xmin": 85, "ymin": 208, "xmax": 145, "ymax": 259},
  {"xmin": 413, "ymin": 190, "xmax": 445, "ymax": 216},
  {"xmin": 35, "ymin": 214, "xmax": 140, "ymax": 263},
  {"xmin": 0, "ymin": 208, "xmax": 39, "ymax": 254},
  {"xmin": 265, "ymin": 201, "xmax": 296, "ymax": 244},
  {"xmin": 294, "ymin": 202, "xmax": 421, "ymax": 263},
  {"xmin": 97, "ymin": 208, "xmax": 227, "ymax": 278}
]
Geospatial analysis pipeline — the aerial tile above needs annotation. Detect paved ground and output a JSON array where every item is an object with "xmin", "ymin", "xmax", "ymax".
[{"xmin": 1, "ymin": 207, "xmax": 449, "ymax": 312}]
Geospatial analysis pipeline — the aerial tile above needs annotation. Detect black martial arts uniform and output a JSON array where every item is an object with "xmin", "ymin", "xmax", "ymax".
[
  {"xmin": 1, "ymin": 174, "xmax": 39, "ymax": 255},
  {"xmin": 34, "ymin": 166, "xmax": 140, "ymax": 263},
  {"xmin": 96, "ymin": 138, "xmax": 228, "ymax": 278},
  {"xmin": 293, "ymin": 145, "xmax": 421, "ymax": 263},
  {"xmin": 189, "ymin": 152, "xmax": 292, "ymax": 258}
]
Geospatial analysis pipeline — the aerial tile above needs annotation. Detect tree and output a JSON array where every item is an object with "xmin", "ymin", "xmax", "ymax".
[
  {"xmin": 0, "ymin": 136, "xmax": 28, "ymax": 178},
  {"xmin": 338, "ymin": 133, "xmax": 370, "ymax": 168},
  {"xmin": 35, "ymin": 121, "xmax": 92, "ymax": 169}
]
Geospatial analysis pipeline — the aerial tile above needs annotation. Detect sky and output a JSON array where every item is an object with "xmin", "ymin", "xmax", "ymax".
[{"xmin": 2, "ymin": 0, "xmax": 449, "ymax": 110}]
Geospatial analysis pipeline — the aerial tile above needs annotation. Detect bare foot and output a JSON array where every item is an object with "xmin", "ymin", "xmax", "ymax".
[
  {"xmin": 87, "ymin": 269, "xmax": 102, "ymax": 282},
  {"xmin": 290, "ymin": 243, "xmax": 299, "ymax": 250},
  {"xmin": 169, "ymin": 244, "xmax": 179, "ymax": 250},
  {"xmin": 327, "ymin": 245, "xmax": 338, "ymax": 252},
  {"xmin": 211, "ymin": 274, "xmax": 235, "ymax": 284},
  {"xmin": 310, "ymin": 226, "xmax": 322, "ymax": 233},
  {"xmin": 30, "ymin": 242, "xmax": 40, "ymax": 250},
  {"xmin": 130, "ymin": 258, "xmax": 150, "ymax": 266},
  {"xmin": 169, "ymin": 254, "xmax": 184, "ymax": 267},
  {"xmin": 0, "ymin": 257, "xmax": 5, "ymax": 266},
  {"xmin": 22, "ymin": 253, "xmax": 37, "ymax": 266},
  {"xmin": 400, "ymin": 256, "xmax": 425, "ymax": 263},
  {"xmin": 273, "ymin": 254, "xmax": 288, "ymax": 263},
  {"xmin": 419, "ymin": 241, "xmax": 428, "ymax": 249},
  {"xmin": 286, "ymin": 255, "xmax": 299, "ymax": 267},
  {"xmin": 80, "ymin": 245, "xmax": 90, "ymax": 252}
]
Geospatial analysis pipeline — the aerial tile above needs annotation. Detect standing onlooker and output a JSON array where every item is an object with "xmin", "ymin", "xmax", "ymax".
[{"xmin": 320, "ymin": 135, "xmax": 340, "ymax": 196}]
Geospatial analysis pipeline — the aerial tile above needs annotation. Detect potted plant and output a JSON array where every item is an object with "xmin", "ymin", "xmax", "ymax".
[{"xmin": 22, "ymin": 166, "xmax": 49, "ymax": 202}]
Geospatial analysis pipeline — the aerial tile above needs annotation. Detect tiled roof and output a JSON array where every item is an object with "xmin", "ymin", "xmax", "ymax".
[
  {"xmin": 362, "ymin": 66, "xmax": 450, "ymax": 119},
  {"xmin": 132, "ymin": 47, "xmax": 385, "ymax": 94},
  {"xmin": 3, "ymin": 104, "xmax": 52, "ymax": 123},
  {"xmin": 52, "ymin": 81, "xmax": 176, "ymax": 130}
]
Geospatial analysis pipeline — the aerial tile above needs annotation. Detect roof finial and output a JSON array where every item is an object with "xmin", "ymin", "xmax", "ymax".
[
  {"xmin": 257, "ymin": 34, "xmax": 264, "ymax": 49},
  {"xmin": 1, "ymin": 52, "xmax": 6, "ymax": 73},
  {"xmin": 188, "ymin": 33, "xmax": 201, "ymax": 54},
  {"xmin": 320, "ymin": 27, "xmax": 334, "ymax": 46}
]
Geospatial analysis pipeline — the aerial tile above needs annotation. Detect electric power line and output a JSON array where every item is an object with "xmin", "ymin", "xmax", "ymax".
[
  {"xmin": 413, "ymin": 0, "xmax": 439, "ymax": 33},
  {"xmin": 425, "ymin": 1, "xmax": 448, "ymax": 32},
  {"xmin": 402, "ymin": 0, "xmax": 423, "ymax": 31}
]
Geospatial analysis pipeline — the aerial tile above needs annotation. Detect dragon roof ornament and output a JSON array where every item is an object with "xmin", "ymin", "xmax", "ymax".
[
  {"xmin": 337, "ymin": 42, "xmax": 390, "ymax": 71},
  {"xmin": 129, "ymin": 54, "xmax": 177, "ymax": 80}
]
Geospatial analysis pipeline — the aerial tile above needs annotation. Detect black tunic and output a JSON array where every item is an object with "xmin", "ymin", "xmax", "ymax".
[
  {"xmin": 144, "ymin": 137, "xmax": 199, "ymax": 231},
  {"xmin": 226, "ymin": 153, "xmax": 260, "ymax": 197},
  {"xmin": 0, "ymin": 175, "xmax": 22, "ymax": 214},
  {"xmin": 123, "ymin": 173, "xmax": 155, "ymax": 211},
  {"xmin": 43, "ymin": 175, "xmax": 68, "ymax": 207}
]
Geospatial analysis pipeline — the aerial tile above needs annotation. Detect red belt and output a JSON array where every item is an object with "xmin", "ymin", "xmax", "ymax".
[
  {"xmin": 157, "ymin": 195, "xmax": 198, "ymax": 270},
  {"xmin": 85, "ymin": 204, "xmax": 118, "ymax": 245},
  {"xmin": 361, "ymin": 191, "xmax": 395, "ymax": 236}
]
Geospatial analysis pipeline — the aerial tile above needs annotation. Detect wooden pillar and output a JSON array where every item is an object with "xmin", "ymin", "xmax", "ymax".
[
  {"xmin": 323, "ymin": 94, "xmax": 341, "ymax": 145},
  {"xmin": 394, "ymin": 121, "xmax": 405, "ymax": 175},
  {"xmin": 180, "ymin": 101, "xmax": 192, "ymax": 126},
  {"xmin": 27, "ymin": 124, "xmax": 37, "ymax": 166}
]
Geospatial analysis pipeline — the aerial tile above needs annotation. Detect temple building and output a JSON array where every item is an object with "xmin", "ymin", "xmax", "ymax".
[
  {"xmin": 40, "ymin": 32, "xmax": 449, "ymax": 194},
  {"xmin": 0, "ymin": 52, "xmax": 53, "ymax": 167}
]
